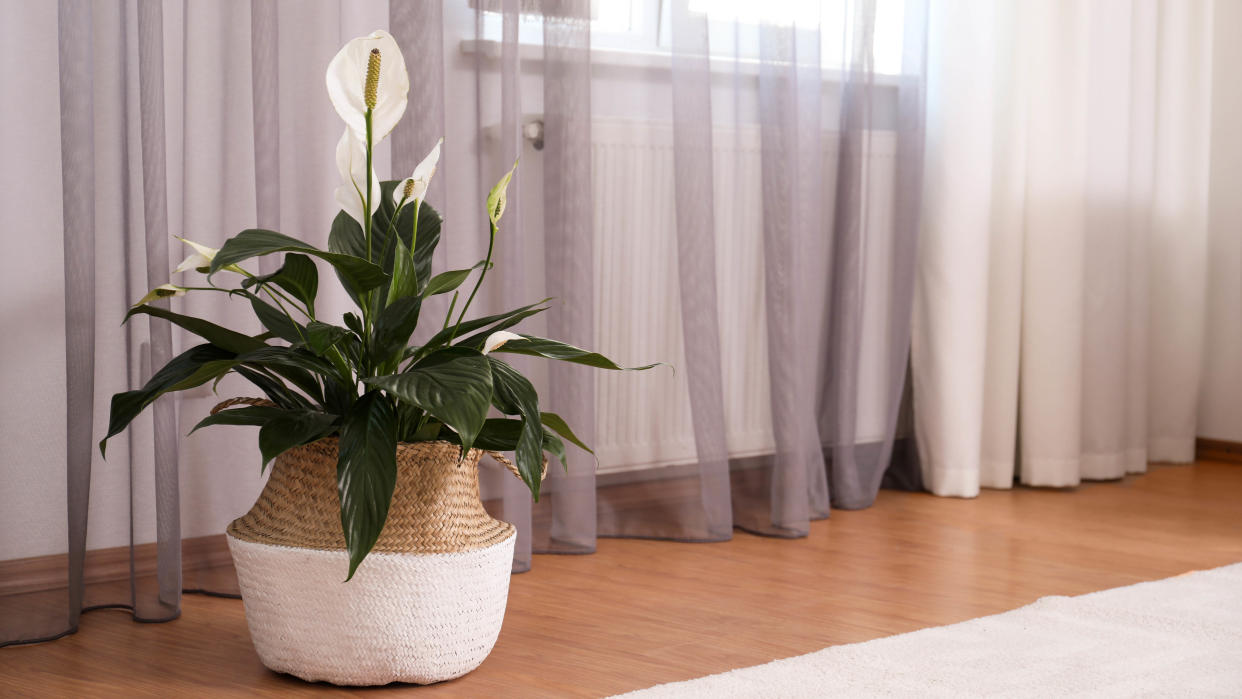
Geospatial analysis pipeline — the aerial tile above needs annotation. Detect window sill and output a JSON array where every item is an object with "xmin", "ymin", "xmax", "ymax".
[{"xmin": 460, "ymin": 39, "xmax": 904, "ymax": 86}]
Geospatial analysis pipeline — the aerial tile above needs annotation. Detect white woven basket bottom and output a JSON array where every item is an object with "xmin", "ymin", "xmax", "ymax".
[{"xmin": 227, "ymin": 530, "xmax": 516, "ymax": 686}]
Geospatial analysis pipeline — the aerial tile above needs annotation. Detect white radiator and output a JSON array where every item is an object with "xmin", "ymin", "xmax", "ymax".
[{"xmin": 586, "ymin": 119, "xmax": 898, "ymax": 473}]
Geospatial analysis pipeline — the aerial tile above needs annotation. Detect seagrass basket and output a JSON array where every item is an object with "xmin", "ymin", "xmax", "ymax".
[{"xmin": 223, "ymin": 401, "xmax": 536, "ymax": 686}]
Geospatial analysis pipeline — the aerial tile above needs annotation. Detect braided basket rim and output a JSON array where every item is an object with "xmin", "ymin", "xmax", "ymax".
[{"xmin": 227, "ymin": 436, "xmax": 516, "ymax": 555}]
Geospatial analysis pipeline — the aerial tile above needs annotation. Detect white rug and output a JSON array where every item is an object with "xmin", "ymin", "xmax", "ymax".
[{"xmin": 615, "ymin": 564, "xmax": 1242, "ymax": 698}]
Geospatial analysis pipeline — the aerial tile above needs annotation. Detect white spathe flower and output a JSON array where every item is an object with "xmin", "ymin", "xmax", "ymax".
[
  {"xmin": 173, "ymin": 237, "xmax": 219, "ymax": 274},
  {"xmin": 326, "ymin": 30, "xmax": 409, "ymax": 144},
  {"xmin": 333, "ymin": 127, "xmax": 382, "ymax": 226},
  {"xmin": 133, "ymin": 284, "xmax": 187, "ymax": 307},
  {"xmin": 395, "ymin": 138, "xmax": 443, "ymax": 205},
  {"xmin": 482, "ymin": 331, "xmax": 524, "ymax": 355}
]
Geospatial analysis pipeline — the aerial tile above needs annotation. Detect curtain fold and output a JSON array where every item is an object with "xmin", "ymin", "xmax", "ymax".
[{"xmin": 912, "ymin": 0, "xmax": 1215, "ymax": 495}]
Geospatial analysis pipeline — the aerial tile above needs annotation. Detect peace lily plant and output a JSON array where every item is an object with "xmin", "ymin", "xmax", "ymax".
[{"xmin": 101, "ymin": 30, "xmax": 653, "ymax": 580}]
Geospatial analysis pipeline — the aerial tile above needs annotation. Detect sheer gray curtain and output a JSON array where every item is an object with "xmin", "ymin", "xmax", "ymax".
[
  {"xmin": 2, "ymin": 0, "xmax": 185, "ymax": 647},
  {"xmin": 2, "ymin": 0, "xmax": 926, "ymax": 646},
  {"xmin": 476, "ymin": 0, "xmax": 927, "ymax": 571},
  {"xmin": 2, "ymin": 0, "xmax": 396, "ymax": 648}
]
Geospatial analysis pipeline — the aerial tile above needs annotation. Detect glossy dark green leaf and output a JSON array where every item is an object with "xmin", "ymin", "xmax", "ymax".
[
  {"xmin": 258, "ymin": 411, "xmax": 338, "ymax": 471},
  {"xmin": 164, "ymin": 358, "xmax": 239, "ymax": 394},
  {"xmin": 385, "ymin": 238, "xmax": 419, "ymax": 304},
  {"xmin": 188, "ymin": 405, "xmax": 292, "ymax": 433},
  {"xmin": 241, "ymin": 253, "xmax": 319, "ymax": 315},
  {"xmin": 234, "ymin": 366, "xmax": 314, "ymax": 411},
  {"xmin": 226, "ymin": 346, "xmax": 327, "ymax": 404},
  {"xmin": 305, "ymin": 321, "xmax": 350, "ymax": 355},
  {"xmin": 491, "ymin": 335, "xmax": 661, "ymax": 371},
  {"xmin": 100, "ymin": 343, "xmax": 235, "ymax": 456},
  {"xmin": 211, "ymin": 228, "xmax": 386, "ymax": 295},
  {"xmin": 436, "ymin": 418, "xmax": 520, "ymax": 450},
  {"xmin": 486, "ymin": 357, "xmax": 543, "ymax": 497},
  {"xmin": 336, "ymin": 391, "xmax": 398, "ymax": 580},
  {"xmin": 540, "ymin": 428, "xmax": 568, "ymax": 474},
  {"xmin": 419, "ymin": 299, "xmax": 551, "ymax": 358},
  {"xmin": 423, "ymin": 263, "xmax": 481, "ymax": 298},
  {"xmin": 370, "ymin": 296, "xmax": 422, "ymax": 365},
  {"xmin": 454, "ymin": 304, "xmax": 551, "ymax": 350},
  {"xmin": 343, "ymin": 312, "xmax": 364, "ymax": 337},
  {"xmin": 363, "ymin": 347, "xmax": 492, "ymax": 455},
  {"xmin": 322, "ymin": 375, "xmax": 358, "ymax": 417},
  {"xmin": 412, "ymin": 418, "xmax": 441, "ymax": 441},
  {"xmin": 330, "ymin": 186, "xmax": 442, "ymax": 297},
  {"xmin": 124, "ymin": 305, "xmax": 264, "ymax": 355},
  {"xmin": 247, "ymin": 293, "xmax": 304, "ymax": 344},
  {"xmin": 239, "ymin": 345, "xmax": 337, "ymax": 376},
  {"xmin": 540, "ymin": 411, "xmax": 594, "ymax": 458}
]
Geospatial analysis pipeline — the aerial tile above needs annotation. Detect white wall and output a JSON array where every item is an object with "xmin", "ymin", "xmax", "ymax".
[
  {"xmin": 1198, "ymin": 2, "xmax": 1242, "ymax": 442},
  {"xmin": 0, "ymin": 0, "xmax": 69, "ymax": 562}
]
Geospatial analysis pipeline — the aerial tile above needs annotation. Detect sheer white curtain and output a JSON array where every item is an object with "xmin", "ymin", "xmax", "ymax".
[{"xmin": 913, "ymin": 0, "xmax": 1215, "ymax": 496}]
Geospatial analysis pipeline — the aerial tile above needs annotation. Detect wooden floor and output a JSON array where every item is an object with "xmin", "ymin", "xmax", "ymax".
[{"xmin": 4, "ymin": 461, "xmax": 1241, "ymax": 698}]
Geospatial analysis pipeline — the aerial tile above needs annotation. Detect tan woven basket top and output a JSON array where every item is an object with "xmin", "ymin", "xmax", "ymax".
[{"xmin": 228, "ymin": 438, "xmax": 516, "ymax": 555}]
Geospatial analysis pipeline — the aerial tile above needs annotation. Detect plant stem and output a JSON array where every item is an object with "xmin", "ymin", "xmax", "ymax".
[
  {"xmin": 447, "ymin": 221, "xmax": 496, "ymax": 343},
  {"xmin": 442, "ymin": 290, "xmax": 459, "ymax": 330},
  {"xmin": 410, "ymin": 199, "xmax": 421, "ymax": 267},
  {"xmin": 361, "ymin": 110, "xmax": 375, "ymax": 376},
  {"xmin": 364, "ymin": 113, "xmax": 374, "ymax": 264}
]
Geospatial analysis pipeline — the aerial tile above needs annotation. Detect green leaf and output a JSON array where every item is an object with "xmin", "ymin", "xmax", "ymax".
[
  {"xmin": 436, "ymin": 419, "xmax": 569, "ymax": 474},
  {"xmin": 330, "ymin": 187, "xmax": 442, "ymax": 297},
  {"xmin": 423, "ymin": 262, "xmax": 483, "ymax": 298},
  {"xmin": 337, "ymin": 391, "xmax": 398, "ymax": 580},
  {"xmin": 305, "ymin": 321, "xmax": 350, "ymax": 355},
  {"xmin": 234, "ymin": 366, "xmax": 314, "ymax": 411},
  {"xmin": 247, "ymin": 293, "xmax": 304, "ymax": 344},
  {"xmin": 437, "ymin": 418, "xmax": 522, "ymax": 450},
  {"xmin": 100, "ymin": 344, "xmax": 235, "ymax": 456},
  {"xmin": 188, "ymin": 403, "xmax": 339, "ymax": 471},
  {"xmin": 385, "ymin": 237, "xmax": 419, "ymax": 305},
  {"xmin": 455, "ymin": 304, "xmax": 552, "ymax": 350},
  {"xmin": 370, "ymin": 296, "xmax": 421, "ymax": 364},
  {"xmin": 540, "ymin": 411, "xmax": 594, "ymax": 458},
  {"xmin": 258, "ymin": 411, "xmax": 338, "ymax": 471},
  {"xmin": 323, "ymin": 375, "xmax": 358, "ymax": 417},
  {"xmin": 211, "ymin": 228, "xmax": 387, "ymax": 296},
  {"xmin": 419, "ymin": 299, "xmax": 551, "ymax": 358},
  {"xmin": 189, "ymin": 405, "xmax": 292, "ymax": 433},
  {"xmin": 491, "ymin": 335, "xmax": 661, "ymax": 371},
  {"xmin": 241, "ymin": 253, "xmax": 318, "ymax": 315},
  {"xmin": 124, "ymin": 305, "xmax": 265, "ymax": 355},
  {"xmin": 413, "ymin": 418, "xmax": 441, "ymax": 441},
  {"xmin": 486, "ymin": 357, "xmax": 543, "ymax": 497},
  {"xmin": 164, "ymin": 358, "xmax": 239, "ymax": 393},
  {"xmin": 540, "ymin": 428, "xmax": 568, "ymax": 473},
  {"xmin": 363, "ymin": 347, "xmax": 492, "ymax": 455},
  {"xmin": 238, "ymin": 345, "xmax": 337, "ymax": 380},
  {"xmin": 343, "ymin": 312, "xmax": 364, "ymax": 337}
]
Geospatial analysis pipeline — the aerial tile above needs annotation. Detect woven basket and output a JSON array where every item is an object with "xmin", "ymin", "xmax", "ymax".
[{"xmin": 224, "ymin": 410, "xmax": 533, "ymax": 686}]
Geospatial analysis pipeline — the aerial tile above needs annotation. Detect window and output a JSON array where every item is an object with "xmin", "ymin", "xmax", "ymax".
[{"xmin": 477, "ymin": 0, "xmax": 906, "ymax": 75}]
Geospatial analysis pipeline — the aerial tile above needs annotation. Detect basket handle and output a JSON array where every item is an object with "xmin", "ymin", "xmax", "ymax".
[
  {"xmin": 210, "ymin": 397, "xmax": 547, "ymax": 484},
  {"xmin": 483, "ymin": 450, "xmax": 548, "ymax": 483},
  {"xmin": 211, "ymin": 397, "xmax": 275, "ymax": 414}
]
